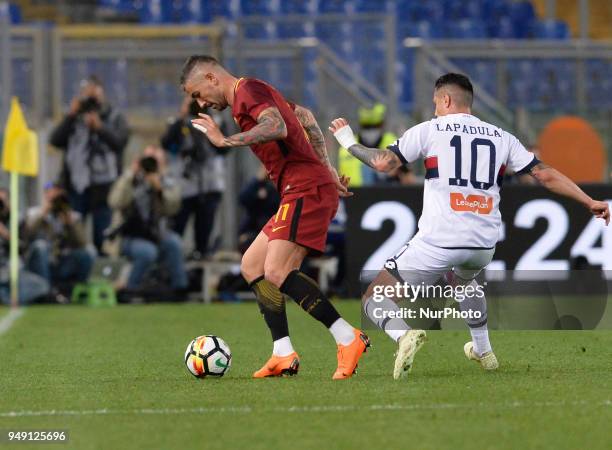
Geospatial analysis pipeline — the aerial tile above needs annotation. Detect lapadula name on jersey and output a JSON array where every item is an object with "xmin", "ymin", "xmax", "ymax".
[{"xmin": 435, "ymin": 123, "xmax": 502, "ymax": 137}]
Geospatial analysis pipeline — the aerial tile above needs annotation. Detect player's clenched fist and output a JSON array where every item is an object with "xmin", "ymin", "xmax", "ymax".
[
  {"xmin": 328, "ymin": 117, "xmax": 349, "ymax": 134},
  {"xmin": 589, "ymin": 200, "xmax": 610, "ymax": 225},
  {"xmin": 191, "ymin": 113, "xmax": 225, "ymax": 147}
]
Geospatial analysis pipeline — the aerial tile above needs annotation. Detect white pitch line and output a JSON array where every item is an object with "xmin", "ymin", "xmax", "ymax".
[
  {"xmin": 1, "ymin": 400, "xmax": 609, "ymax": 418},
  {"xmin": 0, "ymin": 308, "xmax": 24, "ymax": 337}
]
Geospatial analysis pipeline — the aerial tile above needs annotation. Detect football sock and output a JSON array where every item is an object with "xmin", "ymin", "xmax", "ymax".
[
  {"xmin": 250, "ymin": 276, "xmax": 291, "ymax": 344},
  {"xmin": 364, "ymin": 295, "xmax": 410, "ymax": 342},
  {"xmin": 280, "ymin": 270, "xmax": 355, "ymax": 345},
  {"xmin": 457, "ymin": 279, "xmax": 492, "ymax": 356},
  {"xmin": 329, "ymin": 318, "xmax": 357, "ymax": 346},
  {"xmin": 272, "ymin": 336, "xmax": 295, "ymax": 357},
  {"xmin": 470, "ymin": 327, "xmax": 492, "ymax": 356}
]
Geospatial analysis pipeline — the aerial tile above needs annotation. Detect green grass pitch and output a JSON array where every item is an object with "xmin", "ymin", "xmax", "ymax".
[{"xmin": 0, "ymin": 301, "xmax": 610, "ymax": 450}]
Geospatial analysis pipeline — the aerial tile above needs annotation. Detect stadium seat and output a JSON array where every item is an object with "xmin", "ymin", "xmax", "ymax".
[
  {"xmin": 398, "ymin": 20, "xmax": 444, "ymax": 40},
  {"xmin": 202, "ymin": 0, "xmax": 237, "ymax": 20},
  {"xmin": 507, "ymin": 60, "xmax": 537, "ymax": 108},
  {"xmin": 240, "ymin": 0, "xmax": 276, "ymax": 16},
  {"xmin": 482, "ymin": 0, "xmax": 512, "ymax": 20},
  {"xmin": 532, "ymin": 19, "xmax": 571, "ymax": 39},
  {"xmin": 318, "ymin": 0, "xmax": 349, "ymax": 14},
  {"xmin": 98, "ymin": 0, "xmax": 137, "ymax": 13},
  {"xmin": 585, "ymin": 59, "xmax": 612, "ymax": 109},
  {"xmin": 11, "ymin": 60, "xmax": 31, "ymax": 107},
  {"xmin": 279, "ymin": 0, "xmax": 315, "ymax": 15},
  {"xmin": 9, "ymin": 2, "xmax": 22, "ymax": 23},
  {"xmin": 243, "ymin": 20, "xmax": 277, "ymax": 40},
  {"xmin": 448, "ymin": 19, "xmax": 488, "ymax": 39},
  {"xmin": 276, "ymin": 21, "xmax": 314, "ymax": 39},
  {"xmin": 177, "ymin": 0, "xmax": 210, "ymax": 23},
  {"xmin": 509, "ymin": 1, "xmax": 537, "ymax": 38},
  {"xmin": 488, "ymin": 16, "xmax": 518, "ymax": 39},
  {"xmin": 138, "ymin": 0, "xmax": 173, "ymax": 24},
  {"xmin": 443, "ymin": 0, "xmax": 483, "ymax": 21},
  {"xmin": 510, "ymin": 1, "xmax": 536, "ymax": 23},
  {"xmin": 354, "ymin": 0, "xmax": 391, "ymax": 13}
]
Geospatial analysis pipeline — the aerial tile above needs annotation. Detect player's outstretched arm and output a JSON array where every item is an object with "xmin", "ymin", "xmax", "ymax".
[
  {"xmin": 191, "ymin": 107, "xmax": 287, "ymax": 147},
  {"xmin": 529, "ymin": 162, "xmax": 610, "ymax": 225},
  {"xmin": 329, "ymin": 117, "xmax": 402, "ymax": 173}
]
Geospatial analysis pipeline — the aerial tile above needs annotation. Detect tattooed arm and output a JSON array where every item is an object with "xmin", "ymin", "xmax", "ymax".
[
  {"xmin": 528, "ymin": 161, "xmax": 610, "ymax": 224},
  {"xmin": 293, "ymin": 104, "xmax": 331, "ymax": 167},
  {"xmin": 329, "ymin": 117, "xmax": 402, "ymax": 173},
  {"xmin": 293, "ymin": 105, "xmax": 352, "ymax": 197},
  {"xmin": 191, "ymin": 107, "xmax": 287, "ymax": 148},
  {"xmin": 348, "ymin": 144, "xmax": 403, "ymax": 173}
]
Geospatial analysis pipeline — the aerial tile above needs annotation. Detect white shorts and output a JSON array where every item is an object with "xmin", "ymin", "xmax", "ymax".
[{"xmin": 384, "ymin": 237, "xmax": 495, "ymax": 286}]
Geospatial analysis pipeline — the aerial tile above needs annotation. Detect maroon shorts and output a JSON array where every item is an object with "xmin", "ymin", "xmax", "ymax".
[{"xmin": 262, "ymin": 183, "xmax": 339, "ymax": 254}]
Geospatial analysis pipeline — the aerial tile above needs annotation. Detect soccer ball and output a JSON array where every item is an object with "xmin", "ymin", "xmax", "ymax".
[{"xmin": 184, "ymin": 335, "xmax": 232, "ymax": 378}]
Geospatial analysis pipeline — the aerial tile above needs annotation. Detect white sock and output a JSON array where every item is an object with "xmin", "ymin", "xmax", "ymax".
[
  {"xmin": 329, "ymin": 318, "xmax": 355, "ymax": 346},
  {"xmin": 272, "ymin": 336, "xmax": 295, "ymax": 357},
  {"xmin": 455, "ymin": 279, "xmax": 492, "ymax": 356},
  {"xmin": 364, "ymin": 296, "xmax": 410, "ymax": 342},
  {"xmin": 470, "ymin": 326, "xmax": 492, "ymax": 356}
]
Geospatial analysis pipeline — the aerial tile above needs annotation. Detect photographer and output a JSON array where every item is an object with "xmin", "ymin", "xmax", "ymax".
[
  {"xmin": 108, "ymin": 145, "xmax": 187, "ymax": 293},
  {"xmin": 49, "ymin": 75, "xmax": 130, "ymax": 254},
  {"xmin": 24, "ymin": 183, "xmax": 94, "ymax": 288},
  {"xmin": 161, "ymin": 97, "xmax": 229, "ymax": 260}
]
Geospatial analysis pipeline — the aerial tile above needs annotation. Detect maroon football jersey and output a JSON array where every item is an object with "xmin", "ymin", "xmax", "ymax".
[{"xmin": 231, "ymin": 78, "xmax": 334, "ymax": 195}]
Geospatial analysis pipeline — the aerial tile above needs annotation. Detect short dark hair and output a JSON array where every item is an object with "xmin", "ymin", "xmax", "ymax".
[
  {"xmin": 434, "ymin": 73, "xmax": 474, "ymax": 107},
  {"xmin": 180, "ymin": 55, "xmax": 220, "ymax": 86}
]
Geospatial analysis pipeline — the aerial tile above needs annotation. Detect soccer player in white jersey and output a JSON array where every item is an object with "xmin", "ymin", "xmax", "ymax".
[{"xmin": 330, "ymin": 73, "xmax": 610, "ymax": 379}]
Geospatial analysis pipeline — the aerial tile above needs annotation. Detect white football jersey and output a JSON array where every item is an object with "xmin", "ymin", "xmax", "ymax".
[{"xmin": 389, "ymin": 113, "xmax": 538, "ymax": 249}]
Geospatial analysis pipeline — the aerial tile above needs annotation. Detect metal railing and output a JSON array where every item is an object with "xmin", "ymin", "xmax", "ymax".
[
  {"xmin": 50, "ymin": 24, "xmax": 224, "ymax": 119},
  {"xmin": 406, "ymin": 38, "xmax": 612, "ymax": 145}
]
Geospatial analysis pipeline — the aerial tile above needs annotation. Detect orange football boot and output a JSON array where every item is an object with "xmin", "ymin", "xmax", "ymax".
[
  {"xmin": 332, "ymin": 329, "xmax": 371, "ymax": 380},
  {"xmin": 253, "ymin": 352, "xmax": 300, "ymax": 378}
]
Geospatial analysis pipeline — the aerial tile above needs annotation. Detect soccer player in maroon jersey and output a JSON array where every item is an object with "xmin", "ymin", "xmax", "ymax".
[{"xmin": 180, "ymin": 55, "xmax": 369, "ymax": 379}]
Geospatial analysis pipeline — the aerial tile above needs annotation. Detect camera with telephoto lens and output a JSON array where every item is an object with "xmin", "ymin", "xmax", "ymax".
[
  {"xmin": 78, "ymin": 96, "xmax": 102, "ymax": 114},
  {"xmin": 139, "ymin": 156, "xmax": 159, "ymax": 174},
  {"xmin": 51, "ymin": 193, "xmax": 71, "ymax": 214}
]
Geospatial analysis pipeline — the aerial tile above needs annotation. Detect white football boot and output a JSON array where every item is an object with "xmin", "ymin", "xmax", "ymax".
[
  {"xmin": 393, "ymin": 330, "xmax": 427, "ymax": 380},
  {"xmin": 464, "ymin": 341, "xmax": 499, "ymax": 370}
]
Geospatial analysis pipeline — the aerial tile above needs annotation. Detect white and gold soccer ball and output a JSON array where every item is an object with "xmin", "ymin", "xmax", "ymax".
[{"xmin": 184, "ymin": 335, "xmax": 232, "ymax": 378}]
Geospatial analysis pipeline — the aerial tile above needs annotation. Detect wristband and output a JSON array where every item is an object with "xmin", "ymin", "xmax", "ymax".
[{"xmin": 333, "ymin": 125, "xmax": 357, "ymax": 149}]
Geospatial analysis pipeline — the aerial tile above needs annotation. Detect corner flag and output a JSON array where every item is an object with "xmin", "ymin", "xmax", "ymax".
[
  {"xmin": 2, "ymin": 97, "xmax": 38, "ymax": 176},
  {"xmin": 1, "ymin": 97, "xmax": 38, "ymax": 308}
]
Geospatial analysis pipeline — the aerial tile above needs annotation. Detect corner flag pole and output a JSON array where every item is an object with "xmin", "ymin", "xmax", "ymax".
[
  {"xmin": 1, "ymin": 2, "xmax": 17, "ymax": 308},
  {"xmin": 9, "ymin": 171, "xmax": 18, "ymax": 308}
]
